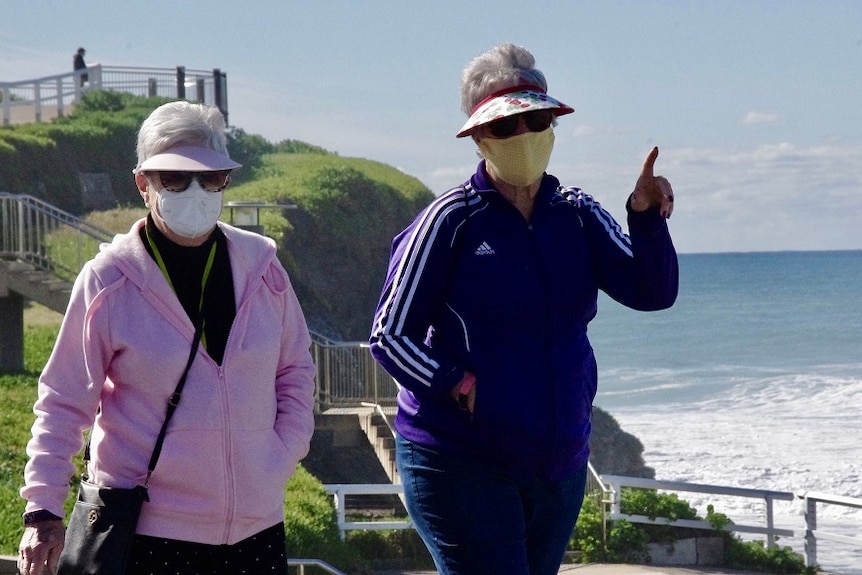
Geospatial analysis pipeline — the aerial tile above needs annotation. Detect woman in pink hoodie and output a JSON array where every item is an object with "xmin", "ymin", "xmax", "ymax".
[{"xmin": 18, "ymin": 101, "xmax": 316, "ymax": 575}]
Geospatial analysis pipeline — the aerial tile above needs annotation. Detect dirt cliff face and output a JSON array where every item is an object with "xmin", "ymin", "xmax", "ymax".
[
  {"xmin": 279, "ymin": 166, "xmax": 432, "ymax": 341},
  {"xmin": 589, "ymin": 407, "xmax": 654, "ymax": 478}
]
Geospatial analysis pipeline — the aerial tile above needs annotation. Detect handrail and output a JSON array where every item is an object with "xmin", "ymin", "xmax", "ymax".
[
  {"xmin": 287, "ymin": 558, "xmax": 347, "ymax": 575},
  {"xmin": 0, "ymin": 192, "xmax": 113, "ymax": 279},
  {"xmin": 360, "ymin": 401, "xmax": 397, "ymax": 438},
  {"xmin": 324, "ymin": 479, "xmax": 861, "ymax": 570},
  {"xmin": 2, "ymin": 63, "xmax": 229, "ymax": 126},
  {"xmin": 325, "ymin": 483, "xmax": 412, "ymax": 539},
  {"xmin": 602, "ymin": 474, "xmax": 796, "ymax": 548},
  {"xmin": 797, "ymin": 490, "xmax": 862, "ymax": 568}
]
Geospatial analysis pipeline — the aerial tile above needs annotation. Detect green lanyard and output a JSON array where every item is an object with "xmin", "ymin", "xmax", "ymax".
[{"xmin": 145, "ymin": 229, "xmax": 217, "ymax": 349}]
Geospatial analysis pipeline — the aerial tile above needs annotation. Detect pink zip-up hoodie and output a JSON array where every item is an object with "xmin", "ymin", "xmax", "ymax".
[{"xmin": 21, "ymin": 219, "xmax": 316, "ymax": 545}]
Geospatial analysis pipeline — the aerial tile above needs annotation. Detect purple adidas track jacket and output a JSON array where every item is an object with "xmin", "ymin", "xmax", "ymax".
[{"xmin": 370, "ymin": 162, "xmax": 678, "ymax": 480}]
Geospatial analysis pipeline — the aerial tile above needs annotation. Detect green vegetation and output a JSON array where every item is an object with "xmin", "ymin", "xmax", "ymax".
[
  {"xmin": 0, "ymin": 322, "xmax": 60, "ymax": 553},
  {"xmin": 0, "ymin": 91, "xmax": 171, "ymax": 211},
  {"xmin": 4, "ymin": 91, "xmax": 433, "ymax": 339},
  {"xmin": 570, "ymin": 489, "xmax": 818, "ymax": 573}
]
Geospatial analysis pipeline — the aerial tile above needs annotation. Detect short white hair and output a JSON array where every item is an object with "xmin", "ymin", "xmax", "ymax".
[
  {"xmin": 459, "ymin": 43, "xmax": 548, "ymax": 116},
  {"xmin": 136, "ymin": 101, "xmax": 229, "ymax": 169}
]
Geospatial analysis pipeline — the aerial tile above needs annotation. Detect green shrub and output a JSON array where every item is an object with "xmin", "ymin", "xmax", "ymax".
[
  {"xmin": 283, "ymin": 466, "xmax": 356, "ymax": 570},
  {"xmin": 725, "ymin": 538, "xmax": 816, "ymax": 574},
  {"xmin": 570, "ymin": 490, "xmax": 815, "ymax": 573},
  {"xmin": 571, "ymin": 496, "xmax": 650, "ymax": 564}
]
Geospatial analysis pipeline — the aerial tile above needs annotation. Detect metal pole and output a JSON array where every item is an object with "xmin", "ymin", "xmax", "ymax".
[
  {"xmin": 34, "ymin": 84, "xmax": 42, "ymax": 122},
  {"xmin": 16, "ymin": 201, "xmax": 25, "ymax": 258},
  {"xmin": 803, "ymin": 494, "xmax": 817, "ymax": 567},
  {"xmin": 765, "ymin": 496, "xmax": 775, "ymax": 548},
  {"xmin": 55, "ymin": 77, "xmax": 64, "ymax": 117},
  {"xmin": 176, "ymin": 66, "xmax": 186, "ymax": 99},
  {"xmin": 213, "ymin": 68, "xmax": 226, "ymax": 124}
]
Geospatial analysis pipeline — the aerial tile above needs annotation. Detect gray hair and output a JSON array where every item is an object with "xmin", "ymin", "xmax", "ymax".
[
  {"xmin": 459, "ymin": 43, "xmax": 548, "ymax": 116},
  {"xmin": 136, "ymin": 101, "xmax": 229, "ymax": 167}
]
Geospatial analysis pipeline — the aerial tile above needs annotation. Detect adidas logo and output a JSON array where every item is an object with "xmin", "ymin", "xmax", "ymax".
[{"xmin": 474, "ymin": 241, "xmax": 495, "ymax": 256}]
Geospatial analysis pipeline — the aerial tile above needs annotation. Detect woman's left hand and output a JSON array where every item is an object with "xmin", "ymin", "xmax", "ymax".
[{"xmin": 630, "ymin": 146, "xmax": 674, "ymax": 218}]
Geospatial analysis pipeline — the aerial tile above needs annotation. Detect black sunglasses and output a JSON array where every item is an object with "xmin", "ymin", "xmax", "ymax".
[
  {"xmin": 486, "ymin": 109, "xmax": 554, "ymax": 139},
  {"xmin": 147, "ymin": 170, "xmax": 232, "ymax": 193}
]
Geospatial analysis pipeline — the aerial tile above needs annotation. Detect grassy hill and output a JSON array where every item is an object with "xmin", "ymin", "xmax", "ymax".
[
  {"xmin": 228, "ymin": 152, "xmax": 431, "ymax": 339},
  {"xmin": 0, "ymin": 91, "xmax": 435, "ymax": 339}
]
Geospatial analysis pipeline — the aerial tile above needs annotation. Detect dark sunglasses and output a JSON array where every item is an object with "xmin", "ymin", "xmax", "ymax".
[
  {"xmin": 147, "ymin": 170, "xmax": 232, "ymax": 193},
  {"xmin": 486, "ymin": 109, "xmax": 554, "ymax": 139}
]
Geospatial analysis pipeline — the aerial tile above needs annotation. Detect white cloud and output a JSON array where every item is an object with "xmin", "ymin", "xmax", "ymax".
[
  {"xmin": 653, "ymin": 142, "xmax": 862, "ymax": 252},
  {"xmin": 742, "ymin": 111, "xmax": 781, "ymax": 125},
  {"xmin": 544, "ymin": 141, "xmax": 862, "ymax": 253},
  {"xmin": 573, "ymin": 125, "xmax": 597, "ymax": 137}
]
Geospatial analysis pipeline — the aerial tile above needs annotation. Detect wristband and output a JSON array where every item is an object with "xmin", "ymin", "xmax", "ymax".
[
  {"xmin": 23, "ymin": 509, "xmax": 61, "ymax": 526},
  {"xmin": 458, "ymin": 373, "xmax": 476, "ymax": 395}
]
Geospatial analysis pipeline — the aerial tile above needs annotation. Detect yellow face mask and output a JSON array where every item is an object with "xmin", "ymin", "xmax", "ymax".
[{"xmin": 478, "ymin": 128, "xmax": 555, "ymax": 187}]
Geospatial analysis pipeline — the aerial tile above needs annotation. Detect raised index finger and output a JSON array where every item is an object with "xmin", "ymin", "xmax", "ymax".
[{"xmin": 640, "ymin": 146, "xmax": 659, "ymax": 179}]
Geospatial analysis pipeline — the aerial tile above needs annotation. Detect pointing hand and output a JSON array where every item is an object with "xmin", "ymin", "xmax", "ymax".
[{"xmin": 631, "ymin": 146, "xmax": 674, "ymax": 218}]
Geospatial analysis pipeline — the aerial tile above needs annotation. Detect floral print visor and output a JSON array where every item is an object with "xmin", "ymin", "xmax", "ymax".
[{"xmin": 456, "ymin": 83, "xmax": 574, "ymax": 138}]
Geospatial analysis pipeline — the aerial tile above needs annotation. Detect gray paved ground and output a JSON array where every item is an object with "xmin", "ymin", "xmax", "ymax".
[{"xmin": 375, "ymin": 565, "xmax": 765, "ymax": 575}]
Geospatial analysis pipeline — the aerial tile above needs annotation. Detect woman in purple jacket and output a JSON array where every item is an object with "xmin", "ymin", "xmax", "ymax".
[
  {"xmin": 18, "ymin": 101, "xmax": 316, "ymax": 575},
  {"xmin": 369, "ymin": 43, "xmax": 678, "ymax": 575}
]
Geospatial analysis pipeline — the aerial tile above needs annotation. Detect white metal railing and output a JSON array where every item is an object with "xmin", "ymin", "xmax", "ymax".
[
  {"xmin": 2, "ymin": 64, "xmax": 229, "ymax": 126},
  {"xmin": 0, "ymin": 192, "xmax": 112, "ymax": 279},
  {"xmin": 325, "ymin": 483, "xmax": 412, "ymax": 539},
  {"xmin": 325, "ymin": 477, "xmax": 862, "ymax": 569},
  {"xmin": 797, "ymin": 490, "xmax": 862, "ymax": 568},
  {"xmin": 324, "ymin": 461, "xmax": 612, "ymax": 539},
  {"xmin": 287, "ymin": 558, "xmax": 347, "ymax": 575},
  {"xmin": 311, "ymin": 337, "xmax": 398, "ymax": 412},
  {"xmin": 0, "ymin": 192, "xmax": 393, "ymax": 411},
  {"xmin": 602, "ymin": 475, "xmax": 796, "ymax": 548}
]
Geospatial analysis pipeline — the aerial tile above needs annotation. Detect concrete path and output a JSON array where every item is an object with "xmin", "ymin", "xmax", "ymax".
[
  {"xmin": 376, "ymin": 565, "xmax": 763, "ymax": 575},
  {"xmin": 558, "ymin": 565, "xmax": 762, "ymax": 574},
  {"xmin": 0, "ymin": 555, "xmax": 771, "ymax": 575}
]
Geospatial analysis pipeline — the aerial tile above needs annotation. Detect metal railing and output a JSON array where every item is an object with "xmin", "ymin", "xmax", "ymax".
[
  {"xmin": 798, "ymin": 490, "xmax": 862, "ymax": 568},
  {"xmin": 326, "ymin": 483, "xmax": 412, "ymax": 539},
  {"xmin": 287, "ymin": 558, "xmax": 347, "ymax": 575},
  {"xmin": 602, "ymin": 475, "xmax": 796, "ymax": 548},
  {"xmin": 2, "ymin": 63, "xmax": 228, "ymax": 126},
  {"xmin": 311, "ymin": 334, "xmax": 398, "ymax": 412},
  {"xmin": 325, "ymin": 476, "xmax": 862, "ymax": 569},
  {"xmin": 0, "ymin": 192, "xmax": 113, "ymax": 279},
  {"xmin": 325, "ymin": 461, "xmax": 606, "ymax": 540}
]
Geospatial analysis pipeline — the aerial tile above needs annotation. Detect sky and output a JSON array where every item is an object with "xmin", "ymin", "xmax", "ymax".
[{"xmin": 3, "ymin": 1, "xmax": 861, "ymax": 254}]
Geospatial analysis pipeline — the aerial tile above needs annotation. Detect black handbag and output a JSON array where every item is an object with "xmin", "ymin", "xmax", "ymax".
[
  {"xmin": 58, "ymin": 309, "xmax": 205, "ymax": 575},
  {"xmin": 58, "ymin": 482, "xmax": 149, "ymax": 575}
]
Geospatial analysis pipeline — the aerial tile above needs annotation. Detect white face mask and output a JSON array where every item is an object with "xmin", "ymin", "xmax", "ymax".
[
  {"xmin": 153, "ymin": 181, "xmax": 224, "ymax": 239},
  {"xmin": 478, "ymin": 128, "xmax": 555, "ymax": 187}
]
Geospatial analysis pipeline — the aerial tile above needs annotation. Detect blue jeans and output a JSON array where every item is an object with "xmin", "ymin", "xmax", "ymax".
[{"xmin": 396, "ymin": 435, "xmax": 588, "ymax": 575}]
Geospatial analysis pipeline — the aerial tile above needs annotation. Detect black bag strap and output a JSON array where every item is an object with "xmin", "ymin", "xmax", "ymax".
[{"xmin": 145, "ymin": 309, "xmax": 205, "ymax": 485}]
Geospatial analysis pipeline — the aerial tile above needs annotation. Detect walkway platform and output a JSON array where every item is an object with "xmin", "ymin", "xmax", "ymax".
[{"xmin": 377, "ymin": 565, "xmax": 765, "ymax": 575}]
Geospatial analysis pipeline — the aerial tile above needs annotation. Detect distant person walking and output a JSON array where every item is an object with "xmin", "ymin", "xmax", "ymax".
[{"xmin": 73, "ymin": 47, "xmax": 87, "ymax": 86}]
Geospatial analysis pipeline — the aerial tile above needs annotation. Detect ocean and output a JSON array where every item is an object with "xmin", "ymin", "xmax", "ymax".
[{"xmin": 588, "ymin": 250, "xmax": 862, "ymax": 574}]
